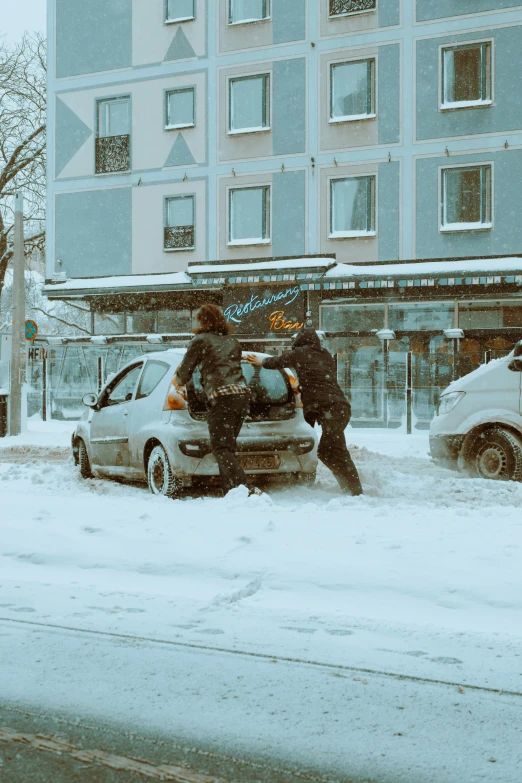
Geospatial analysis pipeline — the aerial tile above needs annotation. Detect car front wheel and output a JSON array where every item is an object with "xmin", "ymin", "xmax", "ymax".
[
  {"xmin": 78, "ymin": 439, "xmax": 93, "ymax": 479},
  {"xmin": 471, "ymin": 428, "xmax": 522, "ymax": 482},
  {"xmin": 147, "ymin": 445, "xmax": 182, "ymax": 498}
]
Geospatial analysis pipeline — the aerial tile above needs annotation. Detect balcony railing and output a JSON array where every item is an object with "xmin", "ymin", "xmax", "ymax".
[
  {"xmin": 95, "ymin": 134, "xmax": 130, "ymax": 174},
  {"xmin": 164, "ymin": 225, "xmax": 195, "ymax": 250},
  {"xmin": 329, "ymin": 0, "xmax": 376, "ymax": 16}
]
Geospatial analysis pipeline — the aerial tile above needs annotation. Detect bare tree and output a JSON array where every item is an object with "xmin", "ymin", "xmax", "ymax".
[{"xmin": 0, "ymin": 33, "xmax": 46, "ymax": 304}]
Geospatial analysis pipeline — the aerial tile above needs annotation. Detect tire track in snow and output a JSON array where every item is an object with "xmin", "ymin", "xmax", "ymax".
[{"xmin": 2, "ymin": 615, "xmax": 522, "ymax": 700}]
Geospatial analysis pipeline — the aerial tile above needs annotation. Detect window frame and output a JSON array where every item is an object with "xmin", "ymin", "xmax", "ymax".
[
  {"xmin": 165, "ymin": 87, "xmax": 196, "ymax": 130},
  {"xmin": 228, "ymin": 73, "xmax": 271, "ymax": 135},
  {"xmin": 103, "ymin": 362, "xmax": 145, "ymax": 408},
  {"xmin": 328, "ymin": 0, "xmax": 377, "ymax": 20},
  {"xmin": 228, "ymin": 0, "xmax": 271, "ymax": 26},
  {"xmin": 96, "ymin": 96, "xmax": 131, "ymax": 139},
  {"xmin": 165, "ymin": 0, "xmax": 196, "ymax": 24},
  {"xmin": 440, "ymin": 163, "xmax": 493, "ymax": 233},
  {"xmin": 329, "ymin": 57, "xmax": 376, "ymax": 124},
  {"xmin": 329, "ymin": 175, "xmax": 377, "ymax": 239},
  {"xmin": 227, "ymin": 184, "xmax": 271, "ymax": 246},
  {"xmin": 136, "ymin": 360, "xmax": 171, "ymax": 401},
  {"xmin": 164, "ymin": 194, "xmax": 196, "ymax": 252},
  {"xmin": 440, "ymin": 40, "xmax": 493, "ymax": 111}
]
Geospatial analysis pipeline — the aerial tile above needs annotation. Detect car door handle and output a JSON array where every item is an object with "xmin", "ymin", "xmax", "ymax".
[{"xmin": 123, "ymin": 410, "xmax": 129, "ymax": 416}]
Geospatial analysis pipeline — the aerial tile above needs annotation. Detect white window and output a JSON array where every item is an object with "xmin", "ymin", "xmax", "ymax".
[
  {"xmin": 330, "ymin": 60, "xmax": 375, "ymax": 122},
  {"xmin": 442, "ymin": 43, "xmax": 491, "ymax": 109},
  {"xmin": 229, "ymin": 186, "xmax": 270, "ymax": 245},
  {"xmin": 97, "ymin": 98, "xmax": 130, "ymax": 138},
  {"xmin": 166, "ymin": 88, "xmax": 195, "ymax": 129},
  {"xmin": 330, "ymin": 177, "xmax": 376, "ymax": 238},
  {"xmin": 166, "ymin": 0, "xmax": 195, "ymax": 22},
  {"xmin": 441, "ymin": 165, "xmax": 492, "ymax": 231},
  {"xmin": 229, "ymin": 74, "xmax": 270, "ymax": 134},
  {"xmin": 229, "ymin": 0, "xmax": 270, "ymax": 24},
  {"xmin": 165, "ymin": 195, "xmax": 195, "ymax": 250},
  {"xmin": 329, "ymin": 0, "xmax": 376, "ymax": 19}
]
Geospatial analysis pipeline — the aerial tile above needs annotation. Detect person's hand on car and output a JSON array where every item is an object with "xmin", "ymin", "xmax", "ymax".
[{"xmin": 245, "ymin": 353, "xmax": 262, "ymax": 366}]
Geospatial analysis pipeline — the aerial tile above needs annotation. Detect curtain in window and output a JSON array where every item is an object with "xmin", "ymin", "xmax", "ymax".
[
  {"xmin": 444, "ymin": 169, "xmax": 481, "ymax": 224},
  {"xmin": 332, "ymin": 178, "xmax": 370, "ymax": 233},
  {"xmin": 167, "ymin": 0, "xmax": 194, "ymax": 20},
  {"xmin": 100, "ymin": 101, "xmax": 129, "ymax": 137},
  {"xmin": 331, "ymin": 61, "xmax": 371, "ymax": 119},
  {"xmin": 230, "ymin": 188, "xmax": 267, "ymax": 241},
  {"xmin": 444, "ymin": 46, "xmax": 482, "ymax": 103},
  {"xmin": 167, "ymin": 197, "xmax": 194, "ymax": 228},
  {"xmin": 230, "ymin": 76, "xmax": 266, "ymax": 130},
  {"xmin": 230, "ymin": 0, "xmax": 266, "ymax": 23}
]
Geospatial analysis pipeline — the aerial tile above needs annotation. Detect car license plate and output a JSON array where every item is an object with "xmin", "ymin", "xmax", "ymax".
[{"xmin": 240, "ymin": 454, "xmax": 281, "ymax": 471}]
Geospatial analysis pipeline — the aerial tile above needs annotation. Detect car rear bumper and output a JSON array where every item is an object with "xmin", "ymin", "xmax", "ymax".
[
  {"xmin": 178, "ymin": 435, "xmax": 316, "ymax": 459},
  {"xmin": 429, "ymin": 434, "xmax": 464, "ymax": 465}
]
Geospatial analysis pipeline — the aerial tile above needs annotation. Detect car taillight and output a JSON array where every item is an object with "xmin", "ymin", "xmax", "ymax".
[
  {"xmin": 284, "ymin": 371, "xmax": 303, "ymax": 408},
  {"xmin": 163, "ymin": 378, "xmax": 187, "ymax": 411}
]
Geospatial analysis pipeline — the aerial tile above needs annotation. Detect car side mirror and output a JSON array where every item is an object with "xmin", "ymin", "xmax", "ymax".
[
  {"xmin": 508, "ymin": 358, "xmax": 522, "ymax": 372},
  {"xmin": 82, "ymin": 392, "xmax": 99, "ymax": 408}
]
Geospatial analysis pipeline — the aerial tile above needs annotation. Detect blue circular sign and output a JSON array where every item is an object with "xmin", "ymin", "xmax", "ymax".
[{"xmin": 25, "ymin": 320, "xmax": 38, "ymax": 341}]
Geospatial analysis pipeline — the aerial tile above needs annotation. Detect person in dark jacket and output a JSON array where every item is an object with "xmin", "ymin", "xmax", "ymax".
[
  {"xmin": 175, "ymin": 304, "xmax": 251, "ymax": 494},
  {"xmin": 247, "ymin": 329, "xmax": 363, "ymax": 496}
]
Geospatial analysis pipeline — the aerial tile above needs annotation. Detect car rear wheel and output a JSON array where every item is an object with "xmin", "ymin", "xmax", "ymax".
[
  {"xmin": 78, "ymin": 439, "xmax": 93, "ymax": 479},
  {"xmin": 471, "ymin": 428, "xmax": 522, "ymax": 482},
  {"xmin": 147, "ymin": 445, "xmax": 182, "ymax": 498}
]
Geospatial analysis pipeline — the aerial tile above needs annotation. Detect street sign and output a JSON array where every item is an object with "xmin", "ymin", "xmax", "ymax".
[{"xmin": 24, "ymin": 320, "xmax": 38, "ymax": 341}]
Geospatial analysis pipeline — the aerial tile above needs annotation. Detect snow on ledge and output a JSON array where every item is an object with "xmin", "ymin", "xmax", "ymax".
[
  {"xmin": 44, "ymin": 270, "xmax": 192, "ymax": 293},
  {"xmin": 190, "ymin": 257, "xmax": 336, "ymax": 274},
  {"xmin": 326, "ymin": 257, "xmax": 522, "ymax": 279}
]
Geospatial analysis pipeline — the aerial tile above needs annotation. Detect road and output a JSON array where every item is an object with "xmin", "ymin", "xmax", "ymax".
[{"xmin": 1, "ymin": 617, "xmax": 521, "ymax": 783}]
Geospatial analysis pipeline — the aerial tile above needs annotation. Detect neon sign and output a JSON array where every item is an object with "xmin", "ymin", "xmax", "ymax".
[
  {"xmin": 269, "ymin": 310, "xmax": 304, "ymax": 331},
  {"xmin": 224, "ymin": 286, "xmax": 301, "ymax": 325}
]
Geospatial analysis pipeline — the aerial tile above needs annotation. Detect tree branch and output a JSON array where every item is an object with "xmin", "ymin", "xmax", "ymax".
[{"xmin": 32, "ymin": 307, "xmax": 91, "ymax": 334}]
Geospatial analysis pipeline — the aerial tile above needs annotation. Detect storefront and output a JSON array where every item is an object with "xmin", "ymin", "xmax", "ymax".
[{"xmin": 43, "ymin": 255, "xmax": 522, "ymax": 426}]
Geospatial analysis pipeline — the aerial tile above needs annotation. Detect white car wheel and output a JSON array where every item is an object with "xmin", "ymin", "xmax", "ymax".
[
  {"xmin": 472, "ymin": 428, "xmax": 522, "ymax": 482},
  {"xmin": 78, "ymin": 439, "xmax": 92, "ymax": 480},
  {"xmin": 147, "ymin": 445, "xmax": 181, "ymax": 498}
]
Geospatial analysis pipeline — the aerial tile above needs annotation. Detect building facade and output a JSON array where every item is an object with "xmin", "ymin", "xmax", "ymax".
[{"xmin": 45, "ymin": 1, "xmax": 522, "ymax": 427}]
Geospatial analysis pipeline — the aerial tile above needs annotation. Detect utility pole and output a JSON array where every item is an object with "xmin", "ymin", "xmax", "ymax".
[{"xmin": 9, "ymin": 192, "xmax": 25, "ymax": 436}]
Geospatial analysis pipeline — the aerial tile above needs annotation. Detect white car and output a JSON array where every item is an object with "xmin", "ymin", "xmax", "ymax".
[
  {"xmin": 430, "ymin": 340, "xmax": 522, "ymax": 481},
  {"xmin": 72, "ymin": 348, "xmax": 318, "ymax": 496}
]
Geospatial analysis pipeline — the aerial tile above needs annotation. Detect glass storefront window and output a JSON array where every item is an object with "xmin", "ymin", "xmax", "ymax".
[
  {"xmin": 127, "ymin": 312, "xmax": 157, "ymax": 334},
  {"xmin": 321, "ymin": 304, "xmax": 385, "ymax": 332},
  {"xmin": 94, "ymin": 312, "xmax": 125, "ymax": 335},
  {"xmin": 388, "ymin": 303, "xmax": 453, "ymax": 331},
  {"xmin": 459, "ymin": 302, "xmax": 522, "ymax": 329},
  {"xmin": 157, "ymin": 310, "xmax": 193, "ymax": 333}
]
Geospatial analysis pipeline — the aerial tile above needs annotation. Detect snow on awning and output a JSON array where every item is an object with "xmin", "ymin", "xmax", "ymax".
[
  {"xmin": 188, "ymin": 257, "xmax": 336, "ymax": 274},
  {"xmin": 326, "ymin": 257, "xmax": 522, "ymax": 279},
  {"xmin": 43, "ymin": 271, "xmax": 193, "ymax": 298}
]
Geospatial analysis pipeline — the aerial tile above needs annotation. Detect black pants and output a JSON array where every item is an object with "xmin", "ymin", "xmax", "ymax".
[
  {"xmin": 316, "ymin": 402, "xmax": 363, "ymax": 496},
  {"xmin": 207, "ymin": 393, "xmax": 250, "ymax": 493}
]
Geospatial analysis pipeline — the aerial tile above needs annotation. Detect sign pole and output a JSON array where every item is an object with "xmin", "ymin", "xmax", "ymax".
[{"xmin": 9, "ymin": 192, "xmax": 25, "ymax": 436}]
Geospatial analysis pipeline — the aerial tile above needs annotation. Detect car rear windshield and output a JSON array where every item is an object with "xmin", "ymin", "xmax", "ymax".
[{"xmin": 187, "ymin": 362, "xmax": 294, "ymax": 421}]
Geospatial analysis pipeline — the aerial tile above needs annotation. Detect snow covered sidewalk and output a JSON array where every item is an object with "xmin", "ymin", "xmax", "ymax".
[{"xmin": 1, "ymin": 423, "xmax": 521, "ymax": 695}]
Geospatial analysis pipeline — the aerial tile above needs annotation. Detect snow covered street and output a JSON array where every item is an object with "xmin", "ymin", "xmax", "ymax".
[{"xmin": 1, "ymin": 424, "xmax": 522, "ymax": 781}]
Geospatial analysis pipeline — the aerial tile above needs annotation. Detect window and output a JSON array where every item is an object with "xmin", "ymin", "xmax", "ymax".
[
  {"xmin": 388, "ymin": 303, "xmax": 454, "ymax": 332},
  {"xmin": 330, "ymin": 60, "xmax": 375, "ymax": 122},
  {"xmin": 442, "ymin": 43, "xmax": 491, "ymax": 108},
  {"xmin": 106, "ymin": 364, "xmax": 143, "ymax": 407},
  {"xmin": 229, "ymin": 186, "xmax": 270, "ymax": 245},
  {"xmin": 229, "ymin": 74, "xmax": 270, "ymax": 134},
  {"xmin": 229, "ymin": 0, "xmax": 270, "ymax": 24},
  {"xmin": 157, "ymin": 310, "xmax": 193, "ymax": 332},
  {"xmin": 127, "ymin": 312, "xmax": 157, "ymax": 334},
  {"xmin": 329, "ymin": 0, "xmax": 376, "ymax": 18},
  {"xmin": 459, "ymin": 302, "xmax": 522, "ymax": 329},
  {"xmin": 321, "ymin": 304, "xmax": 385, "ymax": 332},
  {"xmin": 330, "ymin": 176, "xmax": 375, "ymax": 237},
  {"xmin": 166, "ymin": 0, "xmax": 195, "ymax": 22},
  {"xmin": 136, "ymin": 361, "xmax": 170, "ymax": 400},
  {"xmin": 166, "ymin": 88, "xmax": 195, "ymax": 129},
  {"xmin": 441, "ymin": 166, "xmax": 492, "ymax": 231},
  {"xmin": 94, "ymin": 312, "xmax": 125, "ymax": 335},
  {"xmin": 96, "ymin": 97, "xmax": 130, "ymax": 174},
  {"xmin": 164, "ymin": 195, "xmax": 195, "ymax": 251}
]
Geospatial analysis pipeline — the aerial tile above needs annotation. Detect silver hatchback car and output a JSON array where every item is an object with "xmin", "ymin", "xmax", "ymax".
[{"xmin": 72, "ymin": 348, "xmax": 318, "ymax": 496}]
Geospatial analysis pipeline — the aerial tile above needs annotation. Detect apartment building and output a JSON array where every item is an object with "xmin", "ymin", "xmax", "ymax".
[{"xmin": 44, "ymin": 1, "xmax": 522, "ymax": 426}]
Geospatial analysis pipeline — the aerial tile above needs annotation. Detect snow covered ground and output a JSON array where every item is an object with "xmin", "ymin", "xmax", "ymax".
[{"xmin": 1, "ymin": 421, "xmax": 521, "ymax": 780}]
